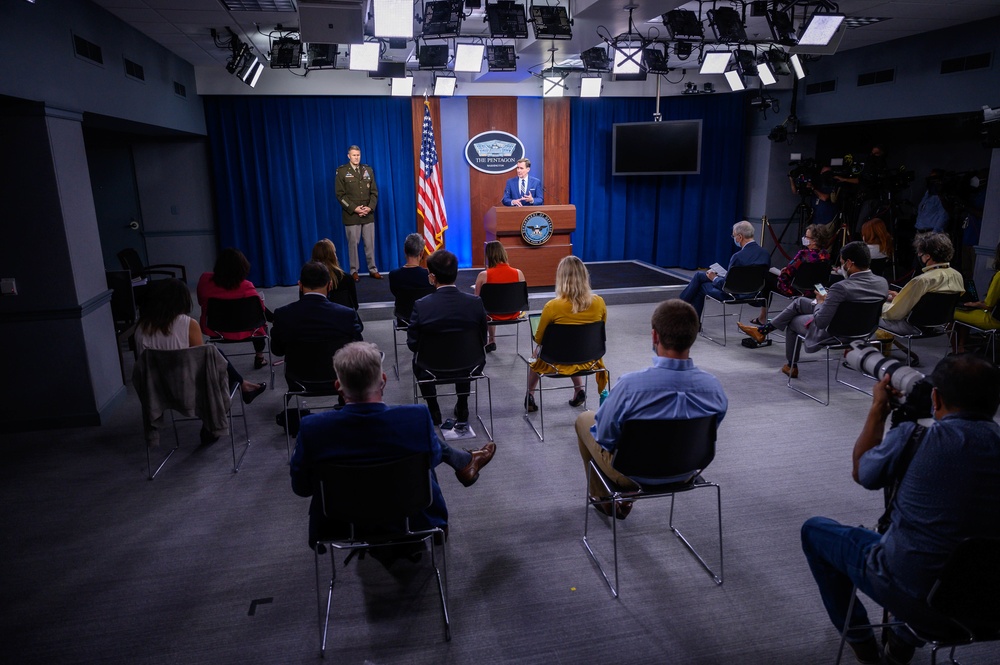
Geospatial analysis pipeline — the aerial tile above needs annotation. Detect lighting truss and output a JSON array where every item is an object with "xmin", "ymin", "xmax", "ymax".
[
  {"xmin": 530, "ymin": 4, "xmax": 572, "ymax": 40},
  {"xmin": 422, "ymin": 0, "xmax": 464, "ymax": 38}
]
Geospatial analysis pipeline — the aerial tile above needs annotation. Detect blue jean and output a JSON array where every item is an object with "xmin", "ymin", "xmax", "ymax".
[{"xmin": 679, "ymin": 272, "xmax": 727, "ymax": 317}]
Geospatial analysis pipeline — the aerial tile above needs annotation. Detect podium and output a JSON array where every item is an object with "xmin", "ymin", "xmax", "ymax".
[{"xmin": 483, "ymin": 204, "xmax": 575, "ymax": 287}]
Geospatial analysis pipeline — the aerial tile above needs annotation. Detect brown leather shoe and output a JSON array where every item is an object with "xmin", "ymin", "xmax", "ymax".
[
  {"xmin": 738, "ymin": 321, "xmax": 766, "ymax": 344},
  {"xmin": 455, "ymin": 442, "xmax": 496, "ymax": 487},
  {"xmin": 781, "ymin": 363, "xmax": 799, "ymax": 379},
  {"xmin": 369, "ymin": 270, "xmax": 383, "ymax": 280},
  {"xmin": 352, "ymin": 272, "xmax": 360, "ymax": 282},
  {"xmin": 590, "ymin": 495, "xmax": 635, "ymax": 520}
]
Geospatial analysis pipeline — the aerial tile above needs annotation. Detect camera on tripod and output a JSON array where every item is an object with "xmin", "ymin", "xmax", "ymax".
[
  {"xmin": 843, "ymin": 341, "xmax": 933, "ymax": 425},
  {"xmin": 788, "ymin": 157, "xmax": 820, "ymax": 197}
]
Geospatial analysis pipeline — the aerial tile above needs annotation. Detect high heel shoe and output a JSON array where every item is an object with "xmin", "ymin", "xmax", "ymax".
[
  {"xmin": 254, "ymin": 355, "xmax": 268, "ymax": 369},
  {"xmin": 242, "ymin": 382, "xmax": 267, "ymax": 405},
  {"xmin": 569, "ymin": 390, "xmax": 587, "ymax": 407},
  {"xmin": 524, "ymin": 394, "xmax": 538, "ymax": 412}
]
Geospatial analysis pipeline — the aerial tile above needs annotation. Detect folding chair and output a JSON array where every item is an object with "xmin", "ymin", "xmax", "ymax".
[
  {"xmin": 879, "ymin": 291, "xmax": 962, "ymax": 366},
  {"xmin": 132, "ymin": 345, "xmax": 250, "ymax": 479},
  {"xmin": 282, "ymin": 338, "xmax": 350, "ymax": 460},
  {"xmin": 313, "ymin": 453, "xmax": 450, "ymax": 656},
  {"xmin": 582, "ymin": 416, "xmax": 722, "ymax": 598},
  {"xmin": 117, "ymin": 247, "xmax": 187, "ymax": 283},
  {"xmin": 205, "ymin": 296, "xmax": 274, "ymax": 386},
  {"xmin": 835, "ymin": 537, "xmax": 1000, "ymax": 665},
  {"xmin": 391, "ymin": 284, "xmax": 435, "ymax": 380},
  {"xmin": 767, "ymin": 260, "xmax": 832, "ymax": 337},
  {"xmin": 479, "ymin": 281, "xmax": 530, "ymax": 354},
  {"xmin": 523, "ymin": 321, "xmax": 608, "ymax": 442},
  {"xmin": 700, "ymin": 264, "xmax": 769, "ymax": 346},
  {"xmin": 952, "ymin": 301, "xmax": 1000, "ymax": 363},
  {"xmin": 787, "ymin": 299, "xmax": 885, "ymax": 406},
  {"xmin": 413, "ymin": 330, "xmax": 493, "ymax": 441}
]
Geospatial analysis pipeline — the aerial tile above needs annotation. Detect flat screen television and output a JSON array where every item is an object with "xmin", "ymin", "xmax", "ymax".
[{"xmin": 612, "ymin": 119, "xmax": 702, "ymax": 175}]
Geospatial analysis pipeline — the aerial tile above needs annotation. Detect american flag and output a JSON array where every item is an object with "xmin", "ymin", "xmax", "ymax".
[{"xmin": 417, "ymin": 101, "xmax": 448, "ymax": 254}]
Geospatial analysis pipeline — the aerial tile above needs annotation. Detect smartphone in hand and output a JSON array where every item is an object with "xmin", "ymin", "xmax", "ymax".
[{"xmin": 814, "ymin": 284, "xmax": 827, "ymax": 296}]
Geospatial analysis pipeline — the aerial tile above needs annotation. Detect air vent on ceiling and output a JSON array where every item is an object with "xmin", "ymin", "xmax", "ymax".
[
  {"xmin": 73, "ymin": 35, "xmax": 103, "ymax": 65},
  {"xmin": 805, "ymin": 79, "xmax": 836, "ymax": 95},
  {"xmin": 124, "ymin": 58, "xmax": 145, "ymax": 81},
  {"xmin": 174, "ymin": 81, "xmax": 187, "ymax": 98},
  {"xmin": 940, "ymin": 53, "xmax": 991, "ymax": 74},
  {"xmin": 857, "ymin": 68, "xmax": 894, "ymax": 87}
]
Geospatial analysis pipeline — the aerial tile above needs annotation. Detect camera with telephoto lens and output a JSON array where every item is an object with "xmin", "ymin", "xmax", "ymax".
[{"xmin": 843, "ymin": 341, "xmax": 933, "ymax": 426}]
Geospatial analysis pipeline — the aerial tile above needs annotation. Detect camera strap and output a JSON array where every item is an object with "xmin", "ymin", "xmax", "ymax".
[{"xmin": 876, "ymin": 423, "xmax": 927, "ymax": 535}]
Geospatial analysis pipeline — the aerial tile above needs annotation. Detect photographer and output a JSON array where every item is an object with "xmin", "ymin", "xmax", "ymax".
[{"xmin": 801, "ymin": 354, "xmax": 1000, "ymax": 665}]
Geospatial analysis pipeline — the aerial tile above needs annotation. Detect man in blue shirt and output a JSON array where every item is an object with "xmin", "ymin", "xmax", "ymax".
[
  {"xmin": 801, "ymin": 354, "xmax": 1000, "ymax": 665},
  {"xmin": 677, "ymin": 220, "xmax": 770, "ymax": 317},
  {"xmin": 575, "ymin": 299, "xmax": 728, "ymax": 520}
]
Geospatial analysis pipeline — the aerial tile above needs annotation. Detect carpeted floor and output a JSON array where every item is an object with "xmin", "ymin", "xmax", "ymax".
[{"xmin": 2, "ymin": 284, "xmax": 996, "ymax": 664}]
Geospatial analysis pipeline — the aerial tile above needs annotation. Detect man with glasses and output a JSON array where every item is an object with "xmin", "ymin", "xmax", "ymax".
[
  {"xmin": 744, "ymin": 241, "xmax": 888, "ymax": 378},
  {"xmin": 677, "ymin": 220, "xmax": 769, "ymax": 318}
]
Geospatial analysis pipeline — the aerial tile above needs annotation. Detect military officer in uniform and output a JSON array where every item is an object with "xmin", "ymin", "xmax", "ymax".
[{"xmin": 335, "ymin": 145, "xmax": 381, "ymax": 281}]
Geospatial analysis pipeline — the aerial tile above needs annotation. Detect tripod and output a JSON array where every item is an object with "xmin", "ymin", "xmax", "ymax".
[{"xmin": 771, "ymin": 195, "xmax": 813, "ymax": 260}]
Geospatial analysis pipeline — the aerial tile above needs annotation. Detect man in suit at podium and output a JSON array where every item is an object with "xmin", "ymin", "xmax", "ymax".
[{"xmin": 502, "ymin": 158, "xmax": 544, "ymax": 207}]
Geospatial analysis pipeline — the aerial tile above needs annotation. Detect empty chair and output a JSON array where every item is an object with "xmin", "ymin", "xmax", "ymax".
[
  {"xmin": 117, "ymin": 247, "xmax": 187, "ymax": 283},
  {"xmin": 700, "ymin": 264, "xmax": 769, "ymax": 346},
  {"xmin": 582, "ymin": 416, "xmax": 722, "ymax": 598}
]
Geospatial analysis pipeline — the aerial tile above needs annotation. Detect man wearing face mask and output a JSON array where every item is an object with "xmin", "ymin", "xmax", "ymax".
[
  {"xmin": 677, "ymin": 220, "xmax": 770, "ymax": 318},
  {"xmin": 574, "ymin": 300, "xmax": 728, "ymax": 520},
  {"xmin": 741, "ymin": 242, "xmax": 888, "ymax": 378},
  {"xmin": 801, "ymin": 353, "xmax": 1000, "ymax": 665}
]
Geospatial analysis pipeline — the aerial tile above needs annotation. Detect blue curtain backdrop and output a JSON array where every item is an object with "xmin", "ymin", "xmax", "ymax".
[
  {"xmin": 203, "ymin": 96, "xmax": 416, "ymax": 286},
  {"xmin": 569, "ymin": 94, "xmax": 746, "ymax": 269}
]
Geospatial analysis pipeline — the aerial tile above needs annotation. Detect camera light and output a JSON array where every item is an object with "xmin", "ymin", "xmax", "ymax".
[{"xmin": 724, "ymin": 69, "xmax": 745, "ymax": 91}]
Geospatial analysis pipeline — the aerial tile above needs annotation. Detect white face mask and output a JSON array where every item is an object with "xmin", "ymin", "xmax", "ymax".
[
  {"xmin": 971, "ymin": 176, "xmax": 981, "ymax": 188},
  {"xmin": 802, "ymin": 236, "xmax": 811, "ymax": 247},
  {"xmin": 733, "ymin": 236, "xmax": 742, "ymax": 248}
]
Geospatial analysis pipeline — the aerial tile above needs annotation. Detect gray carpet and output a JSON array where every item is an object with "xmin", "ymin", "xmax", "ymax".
[{"xmin": 3, "ymin": 293, "xmax": 997, "ymax": 664}]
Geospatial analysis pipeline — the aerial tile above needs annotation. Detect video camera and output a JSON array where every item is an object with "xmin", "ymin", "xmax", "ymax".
[
  {"xmin": 788, "ymin": 157, "xmax": 821, "ymax": 197},
  {"xmin": 843, "ymin": 341, "xmax": 933, "ymax": 426}
]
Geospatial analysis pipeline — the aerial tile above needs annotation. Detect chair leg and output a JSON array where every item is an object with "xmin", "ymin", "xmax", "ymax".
[
  {"xmin": 668, "ymin": 483, "xmax": 724, "ymax": 585},
  {"xmin": 315, "ymin": 546, "xmax": 336, "ymax": 657},
  {"xmin": 430, "ymin": 530, "xmax": 451, "ymax": 641},
  {"xmin": 523, "ymin": 364, "xmax": 544, "ymax": 441},
  {"xmin": 228, "ymin": 381, "xmax": 251, "ymax": 473},
  {"xmin": 786, "ymin": 338, "xmax": 832, "ymax": 406},
  {"xmin": 581, "ymin": 462, "xmax": 620, "ymax": 597}
]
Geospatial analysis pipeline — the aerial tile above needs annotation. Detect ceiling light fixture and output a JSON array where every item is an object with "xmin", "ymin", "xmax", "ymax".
[
  {"xmin": 725, "ymin": 69, "xmax": 745, "ymax": 91},
  {"xmin": 421, "ymin": 0, "xmax": 464, "ymax": 38},
  {"xmin": 350, "ymin": 42, "xmax": 381, "ymax": 71},
  {"xmin": 580, "ymin": 76, "xmax": 602, "ymax": 98},
  {"xmin": 699, "ymin": 50, "xmax": 732, "ymax": 75},
  {"xmin": 374, "ymin": 0, "xmax": 414, "ymax": 38},
  {"xmin": 454, "ymin": 43, "xmax": 484, "ymax": 73},
  {"xmin": 434, "ymin": 74, "xmax": 456, "ymax": 96},
  {"xmin": 391, "ymin": 76, "xmax": 414, "ymax": 96}
]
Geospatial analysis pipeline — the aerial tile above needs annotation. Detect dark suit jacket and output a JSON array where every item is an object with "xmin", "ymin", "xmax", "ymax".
[
  {"xmin": 712, "ymin": 241, "xmax": 771, "ymax": 289},
  {"xmin": 502, "ymin": 175, "xmax": 543, "ymax": 206},
  {"xmin": 406, "ymin": 285, "xmax": 487, "ymax": 356},
  {"xmin": 271, "ymin": 294, "xmax": 363, "ymax": 385},
  {"xmin": 289, "ymin": 402, "xmax": 447, "ymax": 547}
]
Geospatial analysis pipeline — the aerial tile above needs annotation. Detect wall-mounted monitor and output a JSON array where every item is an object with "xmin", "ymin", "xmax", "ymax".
[{"xmin": 612, "ymin": 119, "xmax": 702, "ymax": 175}]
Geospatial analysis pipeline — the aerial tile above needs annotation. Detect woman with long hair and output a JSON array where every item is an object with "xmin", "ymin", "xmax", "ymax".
[
  {"xmin": 474, "ymin": 240, "xmax": 526, "ymax": 352},
  {"xmin": 524, "ymin": 256, "xmax": 608, "ymax": 412},
  {"xmin": 861, "ymin": 217, "xmax": 893, "ymax": 260},
  {"xmin": 311, "ymin": 238, "xmax": 359, "ymax": 310},
  {"xmin": 196, "ymin": 248, "xmax": 269, "ymax": 368}
]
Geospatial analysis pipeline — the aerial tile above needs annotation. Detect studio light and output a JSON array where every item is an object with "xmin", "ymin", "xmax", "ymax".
[
  {"xmin": 350, "ymin": 42, "xmax": 381, "ymax": 71},
  {"xmin": 699, "ymin": 50, "xmax": 732, "ymax": 75},
  {"xmin": 434, "ymin": 75, "xmax": 456, "ymax": 96},
  {"xmin": 306, "ymin": 43, "xmax": 338, "ymax": 69},
  {"xmin": 613, "ymin": 43, "xmax": 643, "ymax": 79},
  {"xmin": 708, "ymin": 7, "xmax": 746, "ymax": 43},
  {"xmin": 374, "ymin": 0, "xmax": 413, "ymax": 38},
  {"xmin": 579, "ymin": 76, "xmax": 602, "ymax": 98},
  {"xmin": 757, "ymin": 54, "xmax": 777, "ymax": 85},
  {"xmin": 643, "ymin": 46, "xmax": 671, "ymax": 75},
  {"xmin": 580, "ymin": 46, "xmax": 611, "ymax": 72},
  {"xmin": 663, "ymin": 9, "xmax": 704, "ymax": 41},
  {"xmin": 766, "ymin": 9, "xmax": 797, "ymax": 46},
  {"xmin": 270, "ymin": 37, "xmax": 301, "ymax": 69},
  {"xmin": 530, "ymin": 4, "xmax": 572, "ymax": 39},
  {"xmin": 422, "ymin": 0, "xmax": 464, "ymax": 38},
  {"xmin": 725, "ymin": 69, "xmax": 745, "ymax": 91},
  {"xmin": 799, "ymin": 13, "xmax": 845, "ymax": 46},
  {"xmin": 238, "ymin": 55, "xmax": 264, "ymax": 87},
  {"xmin": 789, "ymin": 53, "xmax": 806, "ymax": 79},
  {"xmin": 486, "ymin": 44, "xmax": 517, "ymax": 72},
  {"xmin": 454, "ymin": 43, "xmax": 484, "ymax": 73},
  {"xmin": 486, "ymin": 1, "xmax": 528, "ymax": 39},
  {"xmin": 417, "ymin": 43, "xmax": 449, "ymax": 69},
  {"xmin": 733, "ymin": 49, "xmax": 758, "ymax": 77},
  {"xmin": 391, "ymin": 76, "xmax": 414, "ymax": 96}
]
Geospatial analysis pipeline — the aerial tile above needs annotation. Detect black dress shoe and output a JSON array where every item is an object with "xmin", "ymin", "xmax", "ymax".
[
  {"xmin": 427, "ymin": 403, "xmax": 442, "ymax": 426},
  {"xmin": 253, "ymin": 356, "xmax": 268, "ymax": 369},
  {"xmin": 485, "ymin": 342, "xmax": 497, "ymax": 353},
  {"xmin": 454, "ymin": 403, "xmax": 470, "ymax": 423},
  {"xmin": 200, "ymin": 426, "xmax": 220, "ymax": 445},
  {"xmin": 524, "ymin": 394, "xmax": 538, "ymax": 412},
  {"xmin": 455, "ymin": 442, "xmax": 496, "ymax": 487},
  {"xmin": 568, "ymin": 390, "xmax": 587, "ymax": 407},
  {"xmin": 242, "ymin": 382, "xmax": 267, "ymax": 405}
]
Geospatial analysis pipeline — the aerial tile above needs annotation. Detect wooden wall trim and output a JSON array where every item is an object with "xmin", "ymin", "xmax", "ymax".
[
  {"xmin": 467, "ymin": 97, "xmax": 518, "ymax": 267},
  {"xmin": 543, "ymin": 98, "xmax": 570, "ymax": 207}
]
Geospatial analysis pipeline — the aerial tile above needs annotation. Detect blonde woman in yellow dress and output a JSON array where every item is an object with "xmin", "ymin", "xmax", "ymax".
[{"xmin": 525, "ymin": 256, "xmax": 608, "ymax": 412}]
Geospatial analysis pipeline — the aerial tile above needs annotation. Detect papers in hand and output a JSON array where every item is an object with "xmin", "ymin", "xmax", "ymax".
[{"xmin": 709, "ymin": 263, "xmax": 727, "ymax": 278}]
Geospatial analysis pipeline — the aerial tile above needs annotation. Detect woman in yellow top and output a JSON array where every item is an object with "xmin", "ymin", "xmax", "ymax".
[
  {"xmin": 954, "ymin": 242, "xmax": 1000, "ymax": 351},
  {"xmin": 525, "ymin": 255, "xmax": 608, "ymax": 412}
]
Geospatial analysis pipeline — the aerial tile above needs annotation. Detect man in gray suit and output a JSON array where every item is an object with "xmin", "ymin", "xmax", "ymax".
[{"xmin": 739, "ymin": 242, "xmax": 888, "ymax": 378}]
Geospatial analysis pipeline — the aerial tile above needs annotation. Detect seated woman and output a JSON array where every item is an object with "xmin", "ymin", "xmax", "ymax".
[
  {"xmin": 474, "ymin": 240, "xmax": 526, "ymax": 352},
  {"xmin": 311, "ymin": 238, "xmax": 359, "ymax": 310},
  {"xmin": 862, "ymin": 217, "xmax": 893, "ymax": 275},
  {"xmin": 197, "ymin": 247, "xmax": 270, "ymax": 369},
  {"xmin": 137, "ymin": 279, "xmax": 266, "ymax": 440},
  {"xmin": 954, "ymin": 241, "xmax": 1000, "ymax": 352},
  {"xmin": 748, "ymin": 223, "xmax": 833, "ymax": 325},
  {"xmin": 525, "ymin": 256, "xmax": 608, "ymax": 412}
]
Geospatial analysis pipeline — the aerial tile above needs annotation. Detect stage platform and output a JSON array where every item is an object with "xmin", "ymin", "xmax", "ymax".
[{"xmin": 260, "ymin": 261, "xmax": 691, "ymax": 322}]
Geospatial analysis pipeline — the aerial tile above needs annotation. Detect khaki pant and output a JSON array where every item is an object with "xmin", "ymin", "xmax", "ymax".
[
  {"xmin": 345, "ymin": 222, "xmax": 377, "ymax": 274},
  {"xmin": 575, "ymin": 411, "xmax": 640, "ymax": 499}
]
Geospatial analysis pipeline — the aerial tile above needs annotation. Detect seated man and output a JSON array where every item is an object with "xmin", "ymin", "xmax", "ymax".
[
  {"xmin": 879, "ymin": 232, "xmax": 964, "ymax": 361},
  {"xmin": 271, "ymin": 261, "xmax": 364, "ymax": 390},
  {"xmin": 289, "ymin": 342, "xmax": 496, "ymax": 551},
  {"xmin": 678, "ymin": 220, "xmax": 770, "ymax": 318},
  {"xmin": 575, "ymin": 299, "xmax": 728, "ymax": 520},
  {"xmin": 739, "ymin": 241, "xmax": 888, "ymax": 378},
  {"xmin": 407, "ymin": 249, "xmax": 488, "ymax": 425},
  {"xmin": 801, "ymin": 354, "xmax": 1000, "ymax": 665}
]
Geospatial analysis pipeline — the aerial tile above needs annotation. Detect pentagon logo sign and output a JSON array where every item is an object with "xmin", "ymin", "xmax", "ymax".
[{"xmin": 464, "ymin": 130, "xmax": 525, "ymax": 174}]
